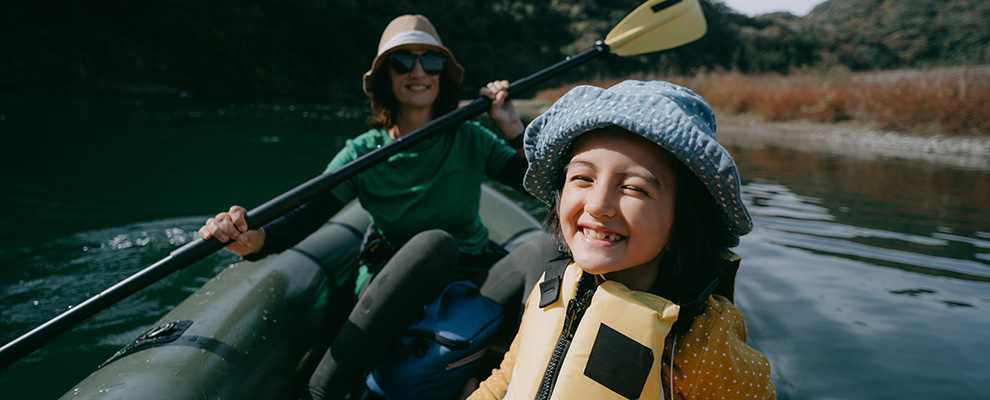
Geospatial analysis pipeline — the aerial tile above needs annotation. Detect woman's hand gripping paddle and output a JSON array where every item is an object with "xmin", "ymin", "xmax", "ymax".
[{"xmin": 491, "ymin": 0, "xmax": 708, "ymax": 99}]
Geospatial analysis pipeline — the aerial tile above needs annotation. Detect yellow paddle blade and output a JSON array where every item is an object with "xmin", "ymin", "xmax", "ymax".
[{"xmin": 604, "ymin": 0, "xmax": 708, "ymax": 56}]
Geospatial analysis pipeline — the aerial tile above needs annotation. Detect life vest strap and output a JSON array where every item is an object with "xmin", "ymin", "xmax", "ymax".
[{"xmin": 539, "ymin": 255, "xmax": 572, "ymax": 308}]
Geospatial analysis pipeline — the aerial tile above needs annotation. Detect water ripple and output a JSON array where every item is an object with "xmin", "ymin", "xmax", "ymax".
[{"xmin": 743, "ymin": 181, "xmax": 990, "ymax": 281}]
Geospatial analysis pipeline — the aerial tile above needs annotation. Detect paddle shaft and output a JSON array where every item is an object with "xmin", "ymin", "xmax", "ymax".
[
  {"xmin": 247, "ymin": 41, "xmax": 610, "ymax": 229},
  {"xmin": 0, "ymin": 41, "xmax": 611, "ymax": 371}
]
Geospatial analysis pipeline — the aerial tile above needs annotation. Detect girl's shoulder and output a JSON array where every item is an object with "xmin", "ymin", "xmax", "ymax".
[
  {"xmin": 671, "ymin": 295, "xmax": 752, "ymax": 358},
  {"xmin": 666, "ymin": 295, "xmax": 776, "ymax": 399},
  {"xmin": 700, "ymin": 295, "xmax": 745, "ymax": 327}
]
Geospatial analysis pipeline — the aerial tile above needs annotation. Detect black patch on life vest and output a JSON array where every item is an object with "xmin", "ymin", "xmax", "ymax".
[
  {"xmin": 539, "ymin": 256, "xmax": 571, "ymax": 308},
  {"xmin": 584, "ymin": 323, "xmax": 654, "ymax": 399}
]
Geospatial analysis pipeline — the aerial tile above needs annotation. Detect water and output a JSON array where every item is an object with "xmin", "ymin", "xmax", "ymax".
[
  {"xmin": 724, "ymin": 146, "xmax": 990, "ymax": 398},
  {"xmin": 1, "ymin": 94, "xmax": 988, "ymax": 399}
]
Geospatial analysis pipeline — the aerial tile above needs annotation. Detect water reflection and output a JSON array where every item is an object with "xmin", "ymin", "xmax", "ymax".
[
  {"xmin": 746, "ymin": 180, "xmax": 990, "ymax": 281},
  {"xmin": 732, "ymin": 144, "xmax": 990, "ymax": 276},
  {"xmin": 728, "ymin": 144, "xmax": 990, "ymax": 399}
]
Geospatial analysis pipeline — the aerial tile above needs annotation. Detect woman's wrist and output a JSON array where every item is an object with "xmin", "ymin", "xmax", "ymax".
[{"xmin": 498, "ymin": 118, "xmax": 525, "ymax": 148}]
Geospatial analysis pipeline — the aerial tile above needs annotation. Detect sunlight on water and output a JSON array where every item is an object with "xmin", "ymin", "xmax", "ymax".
[
  {"xmin": 1, "ymin": 217, "xmax": 237, "ymax": 336},
  {"xmin": 747, "ymin": 181, "xmax": 835, "ymax": 221}
]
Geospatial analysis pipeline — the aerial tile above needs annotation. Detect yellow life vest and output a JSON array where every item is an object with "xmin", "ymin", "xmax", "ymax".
[{"xmin": 507, "ymin": 262, "xmax": 680, "ymax": 400}]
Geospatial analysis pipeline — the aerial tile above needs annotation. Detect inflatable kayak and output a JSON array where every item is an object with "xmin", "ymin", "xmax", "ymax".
[{"xmin": 60, "ymin": 185, "xmax": 543, "ymax": 399}]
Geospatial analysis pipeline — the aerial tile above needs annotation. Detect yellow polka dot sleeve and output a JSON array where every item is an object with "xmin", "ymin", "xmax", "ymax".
[
  {"xmin": 467, "ymin": 331, "xmax": 520, "ymax": 400},
  {"xmin": 662, "ymin": 295, "xmax": 776, "ymax": 399}
]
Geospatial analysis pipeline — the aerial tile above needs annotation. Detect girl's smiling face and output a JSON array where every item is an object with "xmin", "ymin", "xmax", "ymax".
[{"xmin": 559, "ymin": 127, "xmax": 678, "ymax": 290}]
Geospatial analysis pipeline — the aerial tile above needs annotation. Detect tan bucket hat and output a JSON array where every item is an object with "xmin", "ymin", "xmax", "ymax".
[{"xmin": 363, "ymin": 14, "xmax": 465, "ymax": 94}]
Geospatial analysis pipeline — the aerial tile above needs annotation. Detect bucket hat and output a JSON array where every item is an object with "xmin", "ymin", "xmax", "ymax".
[
  {"xmin": 363, "ymin": 14, "xmax": 464, "ymax": 94},
  {"xmin": 523, "ymin": 80, "xmax": 753, "ymax": 240}
]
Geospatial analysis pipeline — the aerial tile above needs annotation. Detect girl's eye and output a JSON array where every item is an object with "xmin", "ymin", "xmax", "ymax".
[
  {"xmin": 568, "ymin": 174, "xmax": 593, "ymax": 183},
  {"xmin": 622, "ymin": 185, "xmax": 649, "ymax": 195}
]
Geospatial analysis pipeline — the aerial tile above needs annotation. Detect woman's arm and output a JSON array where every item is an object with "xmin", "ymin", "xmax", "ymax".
[
  {"xmin": 198, "ymin": 189, "xmax": 346, "ymax": 260},
  {"xmin": 481, "ymin": 80, "xmax": 525, "ymax": 157},
  {"xmin": 243, "ymin": 189, "xmax": 346, "ymax": 260},
  {"xmin": 491, "ymin": 154, "xmax": 529, "ymax": 196}
]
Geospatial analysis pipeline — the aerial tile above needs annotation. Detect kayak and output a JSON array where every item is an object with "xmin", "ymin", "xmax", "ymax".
[{"xmin": 60, "ymin": 185, "xmax": 543, "ymax": 399}]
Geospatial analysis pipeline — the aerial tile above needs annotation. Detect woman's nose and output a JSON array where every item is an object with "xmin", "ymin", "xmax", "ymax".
[{"xmin": 409, "ymin": 59, "xmax": 427, "ymax": 76}]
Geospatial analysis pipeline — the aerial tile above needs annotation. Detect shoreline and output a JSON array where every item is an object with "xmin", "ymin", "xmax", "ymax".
[{"xmin": 512, "ymin": 99, "xmax": 990, "ymax": 172}]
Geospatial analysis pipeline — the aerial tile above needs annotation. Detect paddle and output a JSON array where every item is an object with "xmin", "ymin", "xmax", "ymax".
[{"xmin": 0, "ymin": 0, "xmax": 708, "ymax": 371}]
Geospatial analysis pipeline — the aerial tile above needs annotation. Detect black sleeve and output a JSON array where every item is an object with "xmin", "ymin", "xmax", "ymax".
[
  {"xmin": 493, "ymin": 153, "xmax": 530, "ymax": 196},
  {"xmin": 242, "ymin": 189, "xmax": 346, "ymax": 261}
]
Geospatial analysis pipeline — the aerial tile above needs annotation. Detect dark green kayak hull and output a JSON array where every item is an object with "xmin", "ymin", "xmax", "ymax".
[{"xmin": 61, "ymin": 185, "xmax": 541, "ymax": 399}]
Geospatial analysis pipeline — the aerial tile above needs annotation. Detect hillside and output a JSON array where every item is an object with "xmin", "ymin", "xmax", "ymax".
[{"xmin": 802, "ymin": 0, "xmax": 990, "ymax": 69}]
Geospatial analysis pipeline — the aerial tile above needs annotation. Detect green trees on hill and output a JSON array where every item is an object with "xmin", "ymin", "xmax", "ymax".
[
  {"xmin": 1, "ymin": 0, "xmax": 986, "ymax": 98},
  {"xmin": 804, "ymin": 0, "xmax": 990, "ymax": 69}
]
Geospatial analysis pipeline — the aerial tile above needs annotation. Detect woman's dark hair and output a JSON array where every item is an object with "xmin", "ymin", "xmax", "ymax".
[
  {"xmin": 543, "ymin": 133, "xmax": 735, "ymax": 333},
  {"xmin": 366, "ymin": 59, "xmax": 461, "ymax": 129}
]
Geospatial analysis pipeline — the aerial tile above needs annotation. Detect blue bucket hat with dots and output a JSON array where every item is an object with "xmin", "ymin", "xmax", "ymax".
[{"xmin": 523, "ymin": 80, "xmax": 752, "ymax": 241}]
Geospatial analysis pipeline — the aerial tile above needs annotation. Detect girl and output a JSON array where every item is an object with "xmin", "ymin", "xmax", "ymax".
[
  {"xmin": 199, "ymin": 15, "xmax": 529, "ymax": 400},
  {"xmin": 468, "ymin": 80, "xmax": 776, "ymax": 399}
]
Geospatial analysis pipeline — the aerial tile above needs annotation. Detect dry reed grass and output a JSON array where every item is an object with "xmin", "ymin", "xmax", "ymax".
[{"xmin": 532, "ymin": 67, "xmax": 990, "ymax": 136}]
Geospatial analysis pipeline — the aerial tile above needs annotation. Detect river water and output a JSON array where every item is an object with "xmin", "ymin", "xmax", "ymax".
[{"xmin": 1, "ymin": 94, "xmax": 988, "ymax": 399}]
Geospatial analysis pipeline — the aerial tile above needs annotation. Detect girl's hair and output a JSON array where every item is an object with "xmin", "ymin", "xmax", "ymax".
[
  {"xmin": 366, "ymin": 64, "xmax": 461, "ymax": 129},
  {"xmin": 543, "ymin": 140, "xmax": 734, "ymax": 332}
]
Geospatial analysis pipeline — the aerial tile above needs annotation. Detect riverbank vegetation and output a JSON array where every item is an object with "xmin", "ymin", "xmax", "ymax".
[
  {"xmin": 533, "ymin": 66, "xmax": 990, "ymax": 136},
  {"xmin": 694, "ymin": 66, "xmax": 990, "ymax": 135}
]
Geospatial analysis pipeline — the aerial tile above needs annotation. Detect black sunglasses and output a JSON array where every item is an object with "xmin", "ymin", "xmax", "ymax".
[{"xmin": 387, "ymin": 51, "xmax": 447, "ymax": 75}]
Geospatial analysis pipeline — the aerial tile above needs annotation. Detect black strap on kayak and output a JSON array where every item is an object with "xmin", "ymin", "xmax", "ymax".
[
  {"xmin": 99, "ymin": 320, "xmax": 193, "ymax": 367},
  {"xmin": 539, "ymin": 255, "xmax": 572, "ymax": 308}
]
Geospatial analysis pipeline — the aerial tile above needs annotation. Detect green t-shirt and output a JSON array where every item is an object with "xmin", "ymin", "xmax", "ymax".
[{"xmin": 325, "ymin": 121, "xmax": 517, "ymax": 255}]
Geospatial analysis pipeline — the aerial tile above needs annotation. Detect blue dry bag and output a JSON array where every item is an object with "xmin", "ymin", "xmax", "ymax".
[{"xmin": 365, "ymin": 280, "xmax": 503, "ymax": 400}]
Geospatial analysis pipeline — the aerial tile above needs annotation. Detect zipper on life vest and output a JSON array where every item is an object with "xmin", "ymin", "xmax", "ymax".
[{"xmin": 534, "ymin": 274, "xmax": 595, "ymax": 400}]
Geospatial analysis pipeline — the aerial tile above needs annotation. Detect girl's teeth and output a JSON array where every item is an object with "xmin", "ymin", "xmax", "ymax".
[{"xmin": 584, "ymin": 228, "xmax": 621, "ymax": 242}]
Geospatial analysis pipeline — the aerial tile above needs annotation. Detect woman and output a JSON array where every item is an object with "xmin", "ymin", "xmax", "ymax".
[{"xmin": 198, "ymin": 14, "xmax": 531, "ymax": 400}]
